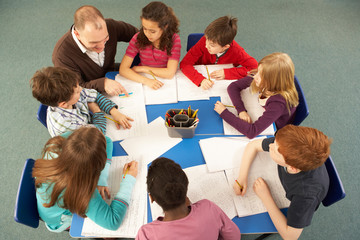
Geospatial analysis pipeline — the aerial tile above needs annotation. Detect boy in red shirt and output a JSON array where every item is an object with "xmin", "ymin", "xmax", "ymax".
[{"xmin": 180, "ymin": 16, "xmax": 258, "ymax": 90}]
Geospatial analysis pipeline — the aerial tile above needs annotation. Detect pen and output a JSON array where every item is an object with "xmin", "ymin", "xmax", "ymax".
[
  {"xmin": 104, "ymin": 116, "xmax": 121, "ymax": 125},
  {"xmin": 224, "ymin": 105, "xmax": 235, "ymax": 108},
  {"xmin": 205, "ymin": 66, "xmax": 214, "ymax": 83},
  {"xmin": 149, "ymin": 70, "xmax": 158, "ymax": 81},
  {"xmin": 235, "ymin": 180, "xmax": 243, "ymax": 191},
  {"xmin": 123, "ymin": 165, "xmax": 130, "ymax": 179},
  {"xmin": 119, "ymin": 92, "xmax": 133, "ymax": 97}
]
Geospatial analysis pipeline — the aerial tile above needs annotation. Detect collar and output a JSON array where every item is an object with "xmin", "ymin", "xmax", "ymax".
[{"xmin": 71, "ymin": 26, "xmax": 87, "ymax": 53}]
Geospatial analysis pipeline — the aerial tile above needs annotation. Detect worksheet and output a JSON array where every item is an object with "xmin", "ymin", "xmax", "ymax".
[
  {"xmin": 225, "ymin": 152, "xmax": 290, "ymax": 217},
  {"xmin": 140, "ymin": 73, "xmax": 178, "ymax": 105},
  {"xmin": 105, "ymin": 76, "xmax": 149, "ymax": 140},
  {"xmin": 81, "ymin": 156, "xmax": 147, "ymax": 238}
]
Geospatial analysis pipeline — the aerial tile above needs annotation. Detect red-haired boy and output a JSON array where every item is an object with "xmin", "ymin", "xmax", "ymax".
[{"xmin": 233, "ymin": 125, "xmax": 332, "ymax": 239}]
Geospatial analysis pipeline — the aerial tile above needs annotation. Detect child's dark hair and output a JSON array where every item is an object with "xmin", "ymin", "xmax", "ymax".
[
  {"xmin": 137, "ymin": 1, "xmax": 179, "ymax": 55},
  {"xmin": 30, "ymin": 67, "xmax": 79, "ymax": 107},
  {"xmin": 204, "ymin": 16, "xmax": 237, "ymax": 47},
  {"xmin": 147, "ymin": 157, "xmax": 188, "ymax": 211}
]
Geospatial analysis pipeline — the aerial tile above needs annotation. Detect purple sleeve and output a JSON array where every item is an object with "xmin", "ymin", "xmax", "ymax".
[
  {"xmin": 220, "ymin": 97, "xmax": 286, "ymax": 139},
  {"xmin": 227, "ymin": 76, "xmax": 253, "ymax": 113}
]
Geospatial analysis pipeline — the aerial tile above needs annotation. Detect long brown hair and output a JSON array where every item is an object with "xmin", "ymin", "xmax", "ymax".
[
  {"xmin": 33, "ymin": 127, "xmax": 107, "ymax": 217},
  {"xmin": 136, "ymin": 1, "xmax": 179, "ymax": 55},
  {"xmin": 250, "ymin": 52, "xmax": 299, "ymax": 113}
]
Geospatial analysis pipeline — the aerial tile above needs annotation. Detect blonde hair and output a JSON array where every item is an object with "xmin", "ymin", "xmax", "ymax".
[{"xmin": 250, "ymin": 52, "xmax": 299, "ymax": 113}]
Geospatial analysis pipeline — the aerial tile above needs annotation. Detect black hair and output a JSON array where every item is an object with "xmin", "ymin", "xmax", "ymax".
[{"xmin": 147, "ymin": 157, "xmax": 188, "ymax": 211}]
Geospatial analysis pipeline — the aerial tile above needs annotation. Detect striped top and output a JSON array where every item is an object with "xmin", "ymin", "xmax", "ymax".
[
  {"xmin": 46, "ymin": 88, "xmax": 117, "ymax": 137},
  {"xmin": 125, "ymin": 32, "xmax": 181, "ymax": 67}
]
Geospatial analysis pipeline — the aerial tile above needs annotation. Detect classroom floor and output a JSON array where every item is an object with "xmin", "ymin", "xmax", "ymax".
[{"xmin": 1, "ymin": 0, "xmax": 359, "ymax": 239}]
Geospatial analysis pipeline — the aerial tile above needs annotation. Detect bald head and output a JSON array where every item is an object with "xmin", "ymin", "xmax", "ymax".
[{"xmin": 74, "ymin": 5, "xmax": 105, "ymax": 31}]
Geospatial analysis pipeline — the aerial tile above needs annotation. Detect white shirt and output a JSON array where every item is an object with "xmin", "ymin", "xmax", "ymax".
[{"xmin": 71, "ymin": 26, "xmax": 105, "ymax": 67}]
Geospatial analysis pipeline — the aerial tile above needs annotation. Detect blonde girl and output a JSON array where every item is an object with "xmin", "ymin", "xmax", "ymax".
[{"xmin": 214, "ymin": 52, "xmax": 299, "ymax": 139}]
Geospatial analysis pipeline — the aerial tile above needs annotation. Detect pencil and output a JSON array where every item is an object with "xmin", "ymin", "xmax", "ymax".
[
  {"xmin": 123, "ymin": 166, "xmax": 130, "ymax": 179},
  {"xmin": 224, "ymin": 105, "xmax": 235, "ymax": 108},
  {"xmin": 104, "ymin": 116, "xmax": 121, "ymax": 125},
  {"xmin": 149, "ymin": 70, "xmax": 158, "ymax": 81},
  {"xmin": 205, "ymin": 66, "xmax": 214, "ymax": 83},
  {"xmin": 235, "ymin": 180, "xmax": 243, "ymax": 191}
]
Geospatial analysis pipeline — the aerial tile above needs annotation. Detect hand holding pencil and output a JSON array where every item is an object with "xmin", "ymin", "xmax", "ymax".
[
  {"xmin": 233, "ymin": 178, "xmax": 247, "ymax": 196},
  {"xmin": 123, "ymin": 161, "xmax": 138, "ymax": 178}
]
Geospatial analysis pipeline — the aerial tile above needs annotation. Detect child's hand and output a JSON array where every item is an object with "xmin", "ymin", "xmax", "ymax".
[
  {"xmin": 112, "ymin": 111, "xmax": 134, "ymax": 129},
  {"xmin": 200, "ymin": 79, "xmax": 214, "ymax": 90},
  {"xmin": 88, "ymin": 102, "xmax": 101, "ymax": 113},
  {"xmin": 214, "ymin": 101, "xmax": 226, "ymax": 114},
  {"xmin": 97, "ymin": 186, "xmax": 110, "ymax": 200},
  {"xmin": 210, "ymin": 69, "xmax": 225, "ymax": 80},
  {"xmin": 123, "ymin": 161, "xmax": 138, "ymax": 178},
  {"xmin": 239, "ymin": 111, "xmax": 252, "ymax": 123},
  {"xmin": 233, "ymin": 178, "xmax": 247, "ymax": 196},
  {"xmin": 253, "ymin": 177, "xmax": 272, "ymax": 201},
  {"xmin": 144, "ymin": 78, "xmax": 164, "ymax": 90}
]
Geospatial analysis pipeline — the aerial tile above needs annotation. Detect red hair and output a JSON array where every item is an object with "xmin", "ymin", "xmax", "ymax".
[{"xmin": 276, "ymin": 125, "xmax": 332, "ymax": 171}]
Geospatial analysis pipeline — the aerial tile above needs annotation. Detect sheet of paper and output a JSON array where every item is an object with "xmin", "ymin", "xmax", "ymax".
[
  {"xmin": 184, "ymin": 164, "xmax": 237, "ymax": 219},
  {"xmin": 176, "ymin": 69, "xmax": 210, "ymax": 101},
  {"xmin": 225, "ymin": 152, "xmax": 290, "ymax": 217},
  {"xmin": 221, "ymin": 88, "xmax": 275, "ymax": 136},
  {"xmin": 141, "ymin": 73, "xmax": 178, "ymax": 105},
  {"xmin": 120, "ymin": 117, "xmax": 182, "ymax": 164},
  {"xmin": 105, "ymin": 75, "xmax": 149, "ymax": 141},
  {"xmin": 199, "ymin": 137, "xmax": 251, "ymax": 172},
  {"xmin": 81, "ymin": 156, "xmax": 148, "ymax": 237},
  {"xmin": 176, "ymin": 64, "xmax": 236, "ymax": 101}
]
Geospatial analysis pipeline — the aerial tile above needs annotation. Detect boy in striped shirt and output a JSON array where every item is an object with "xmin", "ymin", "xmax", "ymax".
[{"xmin": 31, "ymin": 67, "xmax": 133, "ymax": 137}]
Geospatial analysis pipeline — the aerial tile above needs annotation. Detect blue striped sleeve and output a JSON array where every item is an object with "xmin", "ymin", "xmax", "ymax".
[
  {"xmin": 96, "ymin": 93, "xmax": 117, "ymax": 114},
  {"xmin": 92, "ymin": 112, "xmax": 107, "ymax": 135}
]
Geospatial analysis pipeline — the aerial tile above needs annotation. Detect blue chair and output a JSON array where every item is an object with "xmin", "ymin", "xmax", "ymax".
[
  {"xmin": 293, "ymin": 76, "xmax": 309, "ymax": 126},
  {"xmin": 37, "ymin": 104, "xmax": 48, "ymax": 128},
  {"xmin": 14, "ymin": 158, "xmax": 40, "ymax": 228},
  {"xmin": 322, "ymin": 156, "xmax": 346, "ymax": 206},
  {"xmin": 186, "ymin": 33, "xmax": 204, "ymax": 52}
]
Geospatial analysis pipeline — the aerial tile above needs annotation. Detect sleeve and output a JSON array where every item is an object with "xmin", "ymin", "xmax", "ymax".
[
  {"xmin": 98, "ymin": 136, "xmax": 113, "ymax": 186},
  {"xmin": 287, "ymin": 195, "xmax": 319, "ymax": 229},
  {"xmin": 223, "ymin": 42, "xmax": 258, "ymax": 80},
  {"xmin": 168, "ymin": 34, "xmax": 181, "ymax": 61},
  {"xmin": 95, "ymin": 92, "xmax": 117, "ymax": 114},
  {"xmin": 81, "ymin": 88, "xmax": 98, "ymax": 102},
  {"xmin": 208, "ymin": 200, "xmax": 240, "ymax": 240},
  {"xmin": 180, "ymin": 36, "xmax": 208, "ymax": 86},
  {"xmin": 92, "ymin": 112, "xmax": 107, "ymax": 135},
  {"xmin": 262, "ymin": 137, "xmax": 275, "ymax": 152},
  {"xmin": 125, "ymin": 33, "xmax": 140, "ymax": 59},
  {"xmin": 219, "ymin": 98, "xmax": 286, "ymax": 139},
  {"xmin": 86, "ymin": 175, "xmax": 136, "ymax": 230},
  {"xmin": 227, "ymin": 76, "xmax": 253, "ymax": 113}
]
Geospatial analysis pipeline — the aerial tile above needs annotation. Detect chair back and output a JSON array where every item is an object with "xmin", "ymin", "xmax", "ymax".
[
  {"xmin": 322, "ymin": 156, "xmax": 346, "ymax": 206},
  {"xmin": 292, "ymin": 76, "xmax": 309, "ymax": 126},
  {"xmin": 14, "ymin": 158, "xmax": 40, "ymax": 228},
  {"xmin": 37, "ymin": 104, "xmax": 48, "ymax": 128},
  {"xmin": 186, "ymin": 33, "xmax": 204, "ymax": 52}
]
